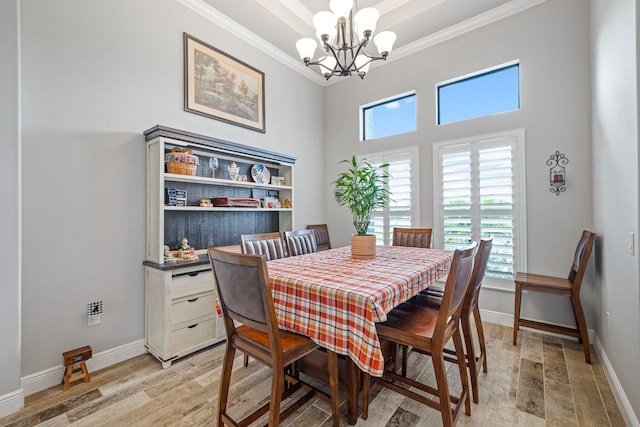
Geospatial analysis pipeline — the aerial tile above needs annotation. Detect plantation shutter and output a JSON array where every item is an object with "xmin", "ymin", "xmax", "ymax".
[
  {"xmin": 367, "ymin": 148, "xmax": 419, "ymax": 245},
  {"xmin": 434, "ymin": 130, "xmax": 526, "ymax": 288}
]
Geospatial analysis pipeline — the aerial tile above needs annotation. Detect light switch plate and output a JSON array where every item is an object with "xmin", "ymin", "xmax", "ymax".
[{"xmin": 628, "ymin": 232, "xmax": 635, "ymax": 255}]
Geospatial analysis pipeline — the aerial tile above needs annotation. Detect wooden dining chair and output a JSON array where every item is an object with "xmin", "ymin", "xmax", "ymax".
[
  {"xmin": 392, "ymin": 227, "xmax": 433, "ymax": 248},
  {"xmin": 362, "ymin": 244, "xmax": 476, "ymax": 427},
  {"xmin": 410, "ymin": 239, "xmax": 493, "ymax": 404},
  {"xmin": 513, "ymin": 230, "xmax": 596, "ymax": 363},
  {"xmin": 307, "ymin": 224, "xmax": 331, "ymax": 251},
  {"xmin": 239, "ymin": 232, "xmax": 288, "ymax": 367},
  {"xmin": 240, "ymin": 232, "xmax": 288, "ymax": 260},
  {"xmin": 208, "ymin": 249, "xmax": 340, "ymax": 427},
  {"xmin": 284, "ymin": 229, "xmax": 318, "ymax": 256}
]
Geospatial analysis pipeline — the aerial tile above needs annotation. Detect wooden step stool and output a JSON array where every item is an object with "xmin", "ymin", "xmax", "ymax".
[{"xmin": 62, "ymin": 345, "xmax": 92, "ymax": 391}]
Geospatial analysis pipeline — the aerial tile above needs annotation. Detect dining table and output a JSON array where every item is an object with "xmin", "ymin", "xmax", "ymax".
[{"xmin": 266, "ymin": 245, "xmax": 454, "ymax": 424}]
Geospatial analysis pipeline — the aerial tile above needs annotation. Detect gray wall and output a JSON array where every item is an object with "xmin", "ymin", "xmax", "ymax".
[
  {"xmin": 18, "ymin": 0, "xmax": 324, "ymax": 376},
  {"xmin": 0, "ymin": 0, "xmax": 22, "ymax": 403},
  {"xmin": 591, "ymin": 0, "xmax": 640, "ymax": 419},
  {"xmin": 324, "ymin": 0, "xmax": 593, "ymax": 326}
]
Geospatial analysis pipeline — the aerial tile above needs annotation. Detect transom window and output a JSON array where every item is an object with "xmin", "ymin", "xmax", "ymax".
[
  {"xmin": 437, "ymin": 62, "xmax": 519, "ymax": 125},
  {"xmin": 361, "ymin": 91, "xmax": 416, "ymax": 141}
]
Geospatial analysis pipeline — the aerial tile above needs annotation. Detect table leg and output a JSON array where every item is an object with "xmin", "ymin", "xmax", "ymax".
[{"xmin": 345, "ymin": 357, "xmax": 360, "ymax": 425}]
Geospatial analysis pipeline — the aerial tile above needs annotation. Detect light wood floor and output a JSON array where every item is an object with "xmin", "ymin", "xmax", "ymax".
[{"xmin": 0, "ymin": 322, "xmax": 626, "ymax": 427}]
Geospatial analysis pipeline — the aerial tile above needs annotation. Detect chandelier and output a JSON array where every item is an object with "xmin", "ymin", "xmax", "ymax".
[{"xmin": 295, "ymin": 0, "xmax": 397, "ymax": 80}]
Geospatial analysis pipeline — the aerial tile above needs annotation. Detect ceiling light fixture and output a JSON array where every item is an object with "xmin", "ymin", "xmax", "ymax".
[{"xmin": 295, "ymin": 0, "xmax": 397, "ymax": 80}]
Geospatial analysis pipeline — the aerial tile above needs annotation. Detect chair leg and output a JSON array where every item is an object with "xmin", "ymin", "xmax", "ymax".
[
  {"xmin": 473, "ymin": 305, "xmax": 488, "ymax": 373},
  {"xmin": 453, "ymin": 330, "xmax": 471, "ymax": 417},
  {"xmin": 218, "ymin": 346, "xmax": 236, "ymax": 426},
  {"xmin": 327, "ymin": 350, "xmax": 340, "ymax": 427},
  {"xmin": 461, "ymin": 312, "xmax": 479, "ymax": 404},
  {"xmin": 571, "ymin": 295, "xmax": 591, "ymax": 364},
  {"xmin": 513, "ymin": 283, "xmax": 522, "ymax": 345},
  {"xmin": 243, "ymin": 353, "xmax": 249, "ymax": 367},
  {"xmin": 432, "ymin": 346, "xmax": 454, "ymax": 427},
  {"xmin": 269, "ymin": 363, "xmax": 285, "ymax": 426},
  {"xmin": 401, "ymin": 345, "xmax": 408, "ymax": 377}
]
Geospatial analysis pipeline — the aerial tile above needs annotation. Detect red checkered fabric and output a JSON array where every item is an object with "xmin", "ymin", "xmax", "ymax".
[{"xmin": 268, "ymin": 245, "xmax": 453, "ymax": 376}]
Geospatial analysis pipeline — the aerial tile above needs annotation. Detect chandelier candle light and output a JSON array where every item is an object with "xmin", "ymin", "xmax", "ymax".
[{"xmin": 296, "ymin": 0, "xmax": 396, "ymax": 79}]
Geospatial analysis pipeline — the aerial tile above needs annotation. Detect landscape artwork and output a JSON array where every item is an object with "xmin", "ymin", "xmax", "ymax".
[{"xmin": 184, "ymin": 33, "xmax": 265, "ymax": 132}]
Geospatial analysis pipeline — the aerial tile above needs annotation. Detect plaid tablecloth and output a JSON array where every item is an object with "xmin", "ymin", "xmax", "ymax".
[{"xmin": 267, "ymin": 245, "xmax": 453, "ymax": 377}]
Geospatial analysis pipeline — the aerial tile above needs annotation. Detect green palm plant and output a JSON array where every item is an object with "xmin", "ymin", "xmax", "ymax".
[{"xmin": 333, "ymin": 155, "xmax": 391, "ymax": 236}]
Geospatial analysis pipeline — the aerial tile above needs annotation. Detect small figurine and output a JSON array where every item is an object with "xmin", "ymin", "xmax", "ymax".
[
  {"xmin": 179, "ymin": 238, "xmax": 191, "ymax": 250},
  {"xmin": 283, "ymin": 197, "xmax": 292, "ymax": 208},
  {"xmin": 164, "ymin": 245, "xmax": 177, "ymax": 263},
  {"xmin": 228, "ymin": 162, "xmax": 240, "ymax": 181}
]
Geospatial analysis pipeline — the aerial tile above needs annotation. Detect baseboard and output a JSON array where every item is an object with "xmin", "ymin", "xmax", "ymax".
[
  {"xmin": 480, "ymin": 308, "xmax": 638, "ymax": 426},
  {"xmin": 593, "ymin": 335, "xmax": 640, "ymax": 427},
  {"xmin": 0, "ymin": 388, "xmax": 25, "ymax": 419},
  {"xmin": 479, "ymin": 308, "xmax": 595, "ymax": 343},
  {"xmin": 20, "ymin": 339, "xmax": 146, "ymax": 397}
]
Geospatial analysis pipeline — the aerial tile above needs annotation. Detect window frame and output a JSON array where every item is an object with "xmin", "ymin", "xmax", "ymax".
[
  {"xmin": 360, "ymin": 90, "xmax": 417, "ymax": 141},
  {"xmin": 432, "ymin": 129, "xmax": 527, "ymax": 291},
  {"xmin": 436, "ymin": 60, "xmax": 520, "ymax": 125},
  {"xmin": 364, "ymin": 147, "xmax": 420, "ymax": 245}
]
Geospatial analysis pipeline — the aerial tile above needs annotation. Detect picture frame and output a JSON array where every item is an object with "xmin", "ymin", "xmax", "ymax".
[
  {"xmin": 271, "ymin": 176, "xmax": 285, "ymax": 186},
  {"xmin": 184, "ymin": 33, "xmax": 265, "ymax": 133}
]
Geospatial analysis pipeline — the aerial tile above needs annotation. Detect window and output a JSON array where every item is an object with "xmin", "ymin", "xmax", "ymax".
[
  {"xmin": 361, "ymin": 92, "xmax": 416, "ymax": 141},
  {"xmin": 365, "ymin": 148, "xmax": 419, "ymax": 245},
  {"xmin": 433, "ymin": 130, "xmax": 526, "ymax": 290},
  {"xmin": 437, "ymin": 62, "xmax": 519, "ymax": 125}
]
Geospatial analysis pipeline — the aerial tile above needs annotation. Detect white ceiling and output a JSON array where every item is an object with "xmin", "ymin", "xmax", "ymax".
[{"xmin": 182, "ymin": 0, "xmax": 547, "ymax": 85}]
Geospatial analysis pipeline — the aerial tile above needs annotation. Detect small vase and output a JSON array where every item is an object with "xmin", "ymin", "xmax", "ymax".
[{"xmin": 351, "ymin": 234, "xmax": 376, "ymax": 259}]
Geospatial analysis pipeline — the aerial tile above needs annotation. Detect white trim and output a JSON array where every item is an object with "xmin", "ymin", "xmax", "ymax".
[
  {"xmin": 436, "ymin": 59, "xmax": 520, "ymax": 88},
  {"xmin": 175, "ymin": 0, "xmax": 326, "ymax": 85},
  {"xmin": 175, "ymin": 0, "xmax": 551, "ymax": 87},
  {"xmin": 0, "ymin": 388, "xmax": 24, "ymax": 419},
  {"xmin": 20, "ymin": 339, "xmax": 146, "ymax": 397},
  {"xmin": 593, "ymin": 335, "xmax": 640, "ymax": 427},
  {"xmin": 384, "ymin": 0, "xmax": 547, "ymax": 67}
]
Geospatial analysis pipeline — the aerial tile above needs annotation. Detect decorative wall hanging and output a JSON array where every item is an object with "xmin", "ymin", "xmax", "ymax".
[
  {"xmin": 184, "ymin": 33, "xmax": 265, "ymax": 133},
  {"xmin": 547, "ymin": 150, "xmax": 568, "ymax": 195}
]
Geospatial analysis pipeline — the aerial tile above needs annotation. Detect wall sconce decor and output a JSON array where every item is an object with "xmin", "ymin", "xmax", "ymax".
[{"xmin": 547, "ymin": 150, "xmax": 568, "ymax": 195}]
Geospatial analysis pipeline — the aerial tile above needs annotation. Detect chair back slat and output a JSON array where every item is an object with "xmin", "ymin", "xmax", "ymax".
[
  {"xmin": 439, "ymin": 244, "xmax": 476, "ymax": 327},
  {"xmin": 568, "ymin": 230, "xmax": 596, "ymax": 290},
  {"xmin": 307, "ymin": 224, "xmax": 331, "ymax": 251},
  {"xmin": 469, "ymin": 239, "xmax": 493, "ymax": 296},
  {"xmin": 392, "ymin": 227, "xmax": 432, "ymax": 248},
  {"xmin": 285, "ymin": 229, "xmax": 318, "ymax": 256},
  {"xmin": 240, "ymin": 232, "xmax": 287, "ymax": 260}
]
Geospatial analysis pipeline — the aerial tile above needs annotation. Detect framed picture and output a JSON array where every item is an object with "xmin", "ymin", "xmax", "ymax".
[
  {"xmin": 184, "ymin": 33, "xmax": 265, "ymax": 133},
  {"xmin": 271, "ymin": 176, "xmax": 285, "ymax": 186}
]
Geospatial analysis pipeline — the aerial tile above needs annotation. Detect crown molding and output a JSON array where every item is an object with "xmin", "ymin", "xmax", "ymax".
[
  {"xmin": 176, "ymin": 0, "xmax": 550, "ymax": 87},
  {"xmin": 383, "ymin": 0, "xmax": 549, "ymax": 67},
  {"xmin": 175, "ymin": 0, "xmax": 328, "ymax": 86}
]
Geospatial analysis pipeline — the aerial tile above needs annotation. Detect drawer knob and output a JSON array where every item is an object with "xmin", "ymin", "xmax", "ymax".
[
  {"xmin": 188, "ymin": 324, "xmax": 198, "ymax": 329},
  {"xmin": 188, "ymin": 271, "xmax": 200, "ymax": 277},
  {"xmin": 187, "ymin": 298, "xmax": 199, "ymax": 303}
]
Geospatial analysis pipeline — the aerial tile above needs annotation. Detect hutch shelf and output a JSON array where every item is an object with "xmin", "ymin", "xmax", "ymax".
[{"xmin": 143, "ymin": 125, "xmax": 296, "ymax": 367}]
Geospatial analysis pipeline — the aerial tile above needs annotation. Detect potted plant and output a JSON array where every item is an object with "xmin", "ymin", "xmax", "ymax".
[{"xmin": 333, "ymin": 155, "xmax": 391, "ymax": 259}]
